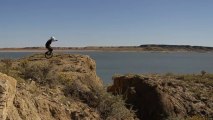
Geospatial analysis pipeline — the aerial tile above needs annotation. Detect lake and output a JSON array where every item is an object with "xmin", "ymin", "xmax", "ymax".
[{"xmin": 0, "ymin": 51, "xmax": 213, "ymax": 84}]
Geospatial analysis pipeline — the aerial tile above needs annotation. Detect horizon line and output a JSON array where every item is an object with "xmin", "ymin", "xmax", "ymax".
[{"xmin": 0, "ymin": 44, "xmax": 213, "ymax": 49}]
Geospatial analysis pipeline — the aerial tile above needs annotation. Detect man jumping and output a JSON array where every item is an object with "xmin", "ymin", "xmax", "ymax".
[{"xmin": 45, "ymin": 36, "xmax": 58, "ymax": 55}]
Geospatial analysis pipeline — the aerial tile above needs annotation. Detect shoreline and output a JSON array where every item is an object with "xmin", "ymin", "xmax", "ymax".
[{"xmin": 0, "ymin": 49, "xmax": 212, "ymax": 53}]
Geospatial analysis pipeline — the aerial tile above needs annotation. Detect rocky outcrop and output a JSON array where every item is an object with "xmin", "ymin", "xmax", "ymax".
[
  {"xmin": 0, "ymin": 54, "xmax": 103, "ymax": 120},
  {"xmin": 21, "ymin": 54, "xmax": 103, "ymax": 88},
  {"xmin": 108, "ymin": 74, "xmax": 213, "ymax": 120},
  {"xmin": 0, "ymin": 75, "xmax": 100, "ymax": 120},
  {"xmin": 0, "ymin": 54, "xmax": 136, "ymax": 120}
]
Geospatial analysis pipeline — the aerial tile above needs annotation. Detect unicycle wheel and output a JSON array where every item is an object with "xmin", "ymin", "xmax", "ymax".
[{"xmin": 45, "ymin": 52, "xmax": 53, "ymax": 59}]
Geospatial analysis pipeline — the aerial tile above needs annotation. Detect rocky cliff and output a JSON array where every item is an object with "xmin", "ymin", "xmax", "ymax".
[
  {"xmin": 0, "ymin": 54, "xmax": 135, "ymax": 120},
  {"xmin": 108, "ymin": 74, "xmax": 213, "ymax": 120}
]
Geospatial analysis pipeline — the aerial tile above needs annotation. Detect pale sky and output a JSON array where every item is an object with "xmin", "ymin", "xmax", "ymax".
[{"xmin": 0, "ymin": 0, "xmax": 213, "ymax": 47}]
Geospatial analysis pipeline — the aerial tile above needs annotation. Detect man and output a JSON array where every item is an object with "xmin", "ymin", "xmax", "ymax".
[{"xmin": 45, "ymin": 36, "xmax": 58, "ymax": 55}]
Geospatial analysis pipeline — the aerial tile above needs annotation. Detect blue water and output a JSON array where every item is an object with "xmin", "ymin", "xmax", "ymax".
[{"xmin": 0, "ymin": 51, "xmax": 213, "ymax": 84}]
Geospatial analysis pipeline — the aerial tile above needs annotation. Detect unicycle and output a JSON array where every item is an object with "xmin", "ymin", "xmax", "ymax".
[{"xmin": 45, "ymin": 51, "xmax": 53, "ymax": 59}]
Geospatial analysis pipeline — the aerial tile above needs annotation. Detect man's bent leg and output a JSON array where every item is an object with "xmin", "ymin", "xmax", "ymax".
[{"xmin": 47, "ymin": 47, "xmax": 53, "ymax": 55}]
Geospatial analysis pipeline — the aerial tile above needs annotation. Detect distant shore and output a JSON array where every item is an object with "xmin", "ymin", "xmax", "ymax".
[{"xmin": 0, "ymin": 44, "xmax": 213, "ymax": 52}]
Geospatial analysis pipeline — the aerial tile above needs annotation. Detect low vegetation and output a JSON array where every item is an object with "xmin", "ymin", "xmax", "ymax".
[
  {"xmin": 163, "ymin": 72, "xmax": 213, "ymax": 87},
  {"xmin": 0, "ymin": 59, "xmax": 13, "ymax": 75},
  {"xmin": 63, "ymin": 80, "xmax": 135, "ymax": 119}
]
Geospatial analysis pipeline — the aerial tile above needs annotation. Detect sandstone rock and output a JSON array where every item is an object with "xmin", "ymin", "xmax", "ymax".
[
  {"xmin": 22, "ymin": 54, "xmax": 103, "ymax": 89},
  {"xmin": 108, "ymin": 74, "xmax": 213, "ymax": 120},
  {"xmin": 0, "ymin": 73, "xmax": 17, "ymax": 120},
  {"xmin": 0, "ymin": 54, "xmax": 103, "ymax": 120}
]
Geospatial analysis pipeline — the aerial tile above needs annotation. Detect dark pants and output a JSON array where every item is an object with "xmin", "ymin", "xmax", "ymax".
[{"xmin": 46, "ymin": 46, "xmax": 53, "ymax": 55}]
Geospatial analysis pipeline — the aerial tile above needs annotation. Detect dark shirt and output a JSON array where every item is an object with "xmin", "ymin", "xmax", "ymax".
[{"xmin": 45, "ymin": 39, "xmax": 53, "ymax": 48}]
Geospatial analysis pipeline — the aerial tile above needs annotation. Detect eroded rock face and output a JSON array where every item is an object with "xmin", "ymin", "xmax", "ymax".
[
  {"xmin": 9, "ymin": 86, "xmax": 100, "ymax": 120},
  {"xmin": 0, "ymin": 73, "xmax": 17, "ymax": 120},
  {"xmin": 108, "ymin": 74, "xmax": 213, "ymax": 120}
]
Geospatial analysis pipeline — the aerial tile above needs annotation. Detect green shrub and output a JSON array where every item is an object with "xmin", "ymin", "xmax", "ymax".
[
  {"xmin": 96, "ymin": 88, "xmax": 136, "ymax": 120},
  {"xmin": 0, "ymin": 59, "xmax": 13, "ymax": 74},
  {"xmin": 18, "ymin": 60, "xmax": 54, "ymax": 85},
  {"xmin": 63, "ymin": 81, "xmax": 136, "ymax": 119},
  {"xmin": 186, "ymin": 115, "xmax": 208, "ymax": 120}
]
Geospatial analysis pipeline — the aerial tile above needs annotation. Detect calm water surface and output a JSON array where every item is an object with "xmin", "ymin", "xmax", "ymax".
[{"xmin": 0, "ymin": 51, "xmax": 213, "ymax": 84}]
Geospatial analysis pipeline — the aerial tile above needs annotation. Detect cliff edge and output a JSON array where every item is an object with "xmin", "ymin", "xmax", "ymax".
[{"xmin": 0, "ymin": 54, "xmax": 135, "ymax": 120}]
